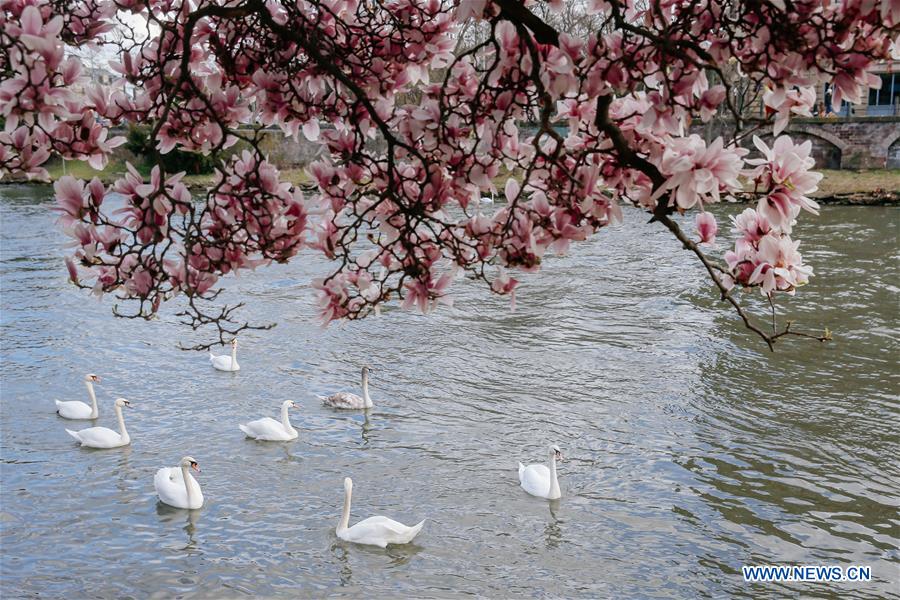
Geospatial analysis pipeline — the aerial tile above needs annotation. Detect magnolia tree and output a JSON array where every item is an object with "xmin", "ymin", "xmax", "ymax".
[{"xmin": 1, "ymin": 0, "xmax": 897, "ymax": 349}]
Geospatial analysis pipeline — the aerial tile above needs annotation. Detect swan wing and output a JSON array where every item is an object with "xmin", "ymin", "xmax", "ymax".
[
  {"xmin": 56, "ymin": 400, "xmax": 93, "ymax": 419},
  {"xmin": 371, "ymin": 517, "xmax": 425, "ymax": 544},
  {"xmin": 354, "ymin": 516, "xmax": 408, "ymax": 532},
  {"xmin": 240, "ymin": 417, "xmax": 291, "ymax": 440},
  {"xmin": 155, "ymin": 466, "xmax": 182, "ymax": 487},
  {"xmin": 343, "ymin": 516, "xmax": 424, "ymax": 547},
  {"xmin": 520, "ymin": 463, "xmax": 552, "ymax": 498},
  {"xmin": 210, "ymin": 355, "xmax": 239, "ymax": 371},
  {"xmin": 320, "ymin": 392, "xmax": 365, "ymax": 409},
  {"xmin": 68, "ymin": 426, "xmax": 124, "ymax": 448},
  {"xmin": 155, "ymin": 468, "xmax": 203, "ymax": 509},
  {"xmin": 155, "ymin": 467, "xmax": 188, "ymax": 508}
]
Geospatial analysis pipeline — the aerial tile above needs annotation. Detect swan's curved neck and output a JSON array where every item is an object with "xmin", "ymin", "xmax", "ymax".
[
  {"xmin": 548, "ymin": 454, "xmax": 561, "ymax": 499},
  {"xmin": 280, "ymin": 404, "xmax": 293, "ymax": 431},
  {"xmin": 338, "ymin": 487, "xmax": 351, "ymax": 532},
  {"xmin": 361, "ymin": 372, "xmax": 372, "ymax": 408},
  {"xmin": 231, "ymin": 344, "xmax": 237, "ymax": 363},
  {"xmin": 85, "ymin": 381, "xmax": 98, "ymax": 418},
  {"xmin": 181, "ymin": 465, "xmax": 194, "ymax": 507},
  {"xmin": 115, "ymin": 405, "xmax": 129, "ymax": 440}
]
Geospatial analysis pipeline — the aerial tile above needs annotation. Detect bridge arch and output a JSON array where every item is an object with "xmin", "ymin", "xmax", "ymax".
[
  {"xmin": 887, "ymin": 134, "xmax": 900, "ymax": 169},
  {"xmin": 769, "ymin": 125, "xmax": 846, "ymax": 169}
]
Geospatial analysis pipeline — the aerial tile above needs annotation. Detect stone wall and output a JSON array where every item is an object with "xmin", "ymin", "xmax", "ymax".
[
  {"xmin": 691, "ymin": 117, "xmax": 900, "ymax": 170},
  {"xmin": 257, "ymin": 130, "xmax": 325, "ymax": 167}
]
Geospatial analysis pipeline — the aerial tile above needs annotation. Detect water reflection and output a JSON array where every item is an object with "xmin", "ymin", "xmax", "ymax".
[
  {"xmin": 112, "ymin": 446, "xmax": 137, "ymax": 498},
  {"xmin": 359, "ymin": 411, "xmax": 373, "ymax": 444},
  {"xmin": 544, "ymin": 500, "xmax": 563, "ymax": 549},
  {"xmin": 384, "ymin": 542, "xmax": 424, "ymax": 567},
  {"xmin": 156, "ymin": 503, "xmax": 202, "ymax": 551},
  {"xmin": 330, "ymin": 543, "xmax": 353, "ymax": 586}
]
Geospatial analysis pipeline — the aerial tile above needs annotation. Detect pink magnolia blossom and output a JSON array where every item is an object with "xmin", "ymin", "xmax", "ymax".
[
  {"xmin": 763, "ymin": 87, "xmax": 815, "ymax": 136},
  {"xmin": 64, "ymin": 256, "xmax": 78, "ymax": 283},
  {"xmin": 731, "ymin": 208, "xmax": 772, "ymax": 242},
  {"xmin": 658, "ymin": 136, "xmax": 746, "ymax": 209},
  {"xmin": 491, "ymin": 268, "xmax": 519, "ymax": 310},
  {"xmin": 695, "ymin": 212, "xmax": 717, "ymax": 247},
  {"xmin": 747, "ymin": 136, "xmax": 821, "ymax": 233},
  {"xmin": 749, "ymin": 234, "xmax": 812, "ymax": 295},
  {"xmin": 401, "ymin": 273, "xmax": 453, "ymax": 313},
  {"xmin": 54, "ymin": 176, "xmax": 86, "ymax": 224}
]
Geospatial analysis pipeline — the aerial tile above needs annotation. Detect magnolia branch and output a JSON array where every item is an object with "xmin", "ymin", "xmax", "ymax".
[
  {"xmin": 656, "ymin": 213, "xmax": 831, "ymax": 351},
  {"xmin": 7, "ymin": 0, "xmax": 890, "ymax": 350}
]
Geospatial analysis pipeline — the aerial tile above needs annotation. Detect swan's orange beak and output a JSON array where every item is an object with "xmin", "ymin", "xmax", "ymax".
[{"xmin": 191, "ymin": 463, "xmax": 201, "ymax": 473}]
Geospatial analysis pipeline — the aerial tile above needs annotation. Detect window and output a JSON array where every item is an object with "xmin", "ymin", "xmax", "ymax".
[
  {"xmin": 893, "ymin": 75, "xmax": 900, "ymax": 108},
  {"xmin": 867, "ymin": 73, "xmax": 898, "ymax": 115}
]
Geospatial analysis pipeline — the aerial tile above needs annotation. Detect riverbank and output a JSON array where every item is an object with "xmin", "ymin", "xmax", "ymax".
[
  {"xmin": 3, "ymin": 162, "xmax": 898, "ymax": 205},
  {"xmin": 28, "ymin": 160, "xmax": 315, "ymax": 189},
  {"xmin": 802, "ymin": 169, "xmax": 900, "ymax": 205}
]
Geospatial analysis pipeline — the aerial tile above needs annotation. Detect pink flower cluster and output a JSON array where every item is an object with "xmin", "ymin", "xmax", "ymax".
[
  {"xmin": 114, "ymin": 164, "xmax": 192, "ymax": 243},
  {"xmin": 1, "ymin": 1, "xmax": 123, "ymax": 179},
  {"xmin": 54, "ymin": 163, "xmax": 195, "ymax": 300},
  {"xmin": 722, "ymin": 137, "xmax": 821, "ymax": 296},
  {"xmin": 657, "ymin": 136, "xmax": 746, "ymax": 210},
  {"xmin": 202, "ymin": 151, "xmax": 309, "ymax": 273},
  {"xmin": 725, "ymin": 208, "xmax": 812, "ymax": 296},
  {"xmin": 745, "ymin": 136, "xmax": 822, "ymax": 234}
]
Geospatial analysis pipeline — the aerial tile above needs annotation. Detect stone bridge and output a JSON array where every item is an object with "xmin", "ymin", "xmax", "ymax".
[{"xmin": 692, "ymin": 117, "xmax": 900, "ymax": 170}]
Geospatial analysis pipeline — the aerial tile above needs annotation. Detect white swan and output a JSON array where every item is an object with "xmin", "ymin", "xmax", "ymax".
[
  {"xmin": 518, "ymin": 444, "xmax": 563, "ymax": 500},
  {"xmin": 336, "ymin": 477, "xmax": 424, "ymax": 548},
  {"xmin": 320, "ymin": 366, "xmax": 373, "ymax": 409},
  {"xmin": 239, "ymin": 400, "xmax": 300, "ymax": 441},
  {"xmin": 209, "ymin": 339, "xmax": 240, "ymax": 372},
  {"xmin": 155, "ymin": 456, "xmax": 204, "ymax": 510},
  {"xmin": 65, "ymin": 398, "xmax": 132, "ymax": 448},
  {"xmin": 55, "ymin": 373, "xmax": 101, "ymax": 419}
]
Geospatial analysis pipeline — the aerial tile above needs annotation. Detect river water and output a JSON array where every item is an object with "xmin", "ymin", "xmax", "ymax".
[{"xmin": 0, "ymin": 184, "xmax": 897, "ymax": 599}]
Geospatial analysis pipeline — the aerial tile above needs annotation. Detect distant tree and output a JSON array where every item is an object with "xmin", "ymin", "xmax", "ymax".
[
  {"xmin": 125, "ymin": 124, "xmax": 215, "ymax": 175},
  {"xmin": 1, "ymin": 0, "xmax": 895, "ymax": 348}
]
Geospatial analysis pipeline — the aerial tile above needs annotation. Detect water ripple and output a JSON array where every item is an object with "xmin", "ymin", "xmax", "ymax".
[{"xmin": 1, "ymin": 186, "xmax": 898, "ymax": 598}]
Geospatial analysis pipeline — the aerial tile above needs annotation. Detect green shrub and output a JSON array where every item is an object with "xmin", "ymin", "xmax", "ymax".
[{"xmin": 125, "ymin": 124, "xmax": 216, "ymax": 175}]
